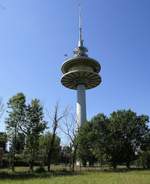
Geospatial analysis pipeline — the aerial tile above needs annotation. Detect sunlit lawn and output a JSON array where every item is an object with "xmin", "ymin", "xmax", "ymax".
[{"xmin": 0, "ymin": 170, "xmax": 150, "ymax": 184}]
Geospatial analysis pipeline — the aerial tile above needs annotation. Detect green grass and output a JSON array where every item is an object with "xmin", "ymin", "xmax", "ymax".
[{"xmin": 0, "ymin": 170, "xmax": 150, "ymax": 184}]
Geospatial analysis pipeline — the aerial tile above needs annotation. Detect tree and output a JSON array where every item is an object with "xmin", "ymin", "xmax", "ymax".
[
  {"xmin": 39, "ymin": 132, "xmax": 61, "ymax": 167},
  {"xmin": 13, "ymin": 133, "xmax": 25, "ymax": 154},
  {"xmin": 5, "ymin": 94, "xmax": 46, "ymax": 171},
  {"xmin": 60, "ymin": 114, "xmax": 79, "ymax": 171},
  {"xmin": 0, "ymin": 132, "xmax": 7, "ymax": 167},
  {"xmin": 24, "ymin": 99, "xmax": 47, "ymax": 171},
  {"xmin": 77, "ymin": 122, "xmax": 96, "ymax": 166},
  {"xmin": 107, "ymin": 110, "xmax": 149, "ymax": 168},
  {"xmin": 5, "ymin": 93, "xmax": 26, "ymax": 171},
  {"xmin": 78, "ymin": 110, "xmax": 149, "ymax": 169},
  {"xmin": 47, "ymin": 104, "xmax": 66, "ymax": 172},
  {"xmin": 140, "ymin": 127, "xmax": 150, "ymax": 168},
  {"xmin": 60, "ymin": 146, "xmax": 72, "ymax": 166},
  {"xmin": 78, "ymin": 114, "xmax": 109, "ymax": 167},
  {"xmin": 0, "ymin": 132, "xmax": 7, "ymax": 152}
]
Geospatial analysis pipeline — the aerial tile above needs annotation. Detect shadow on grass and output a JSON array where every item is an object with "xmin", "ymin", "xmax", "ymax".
[
  {"xmin": 0, "ymin": 168, "xmax": 150, "ymax": 180},
  {"xmin": 0, "ymin": 170, "xmax": 81, "ymax": 180},
  {"xmin": 80, "ymin": 167, "xmax": 150, "ymax": 173}
]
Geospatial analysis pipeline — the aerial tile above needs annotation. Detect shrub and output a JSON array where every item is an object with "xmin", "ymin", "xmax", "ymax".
[{"xmin": 35, "ymin": 167, "xmax": 46, "ymax": 173}]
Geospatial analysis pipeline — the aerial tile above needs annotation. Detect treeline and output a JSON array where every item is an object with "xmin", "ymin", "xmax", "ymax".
[
  {"xmin": 0, "ymin": 93, "xmax": 68, "ymax": 172},
  {"xmin": 0, "ymin": 93, "xmax": 150, "ymax": 172},
  {"xmin": 77, "ymin": 112, "xmax": 150, "ymax": 169}
]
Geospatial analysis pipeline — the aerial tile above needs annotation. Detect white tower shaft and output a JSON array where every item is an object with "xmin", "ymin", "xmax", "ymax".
[{"xmin": 76, "ymin": 84, "xmax": 87, "ymax": 126}]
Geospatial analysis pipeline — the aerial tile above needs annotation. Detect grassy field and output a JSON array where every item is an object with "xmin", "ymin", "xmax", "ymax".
[{"xmin": 0, "ymin": 170, "xmax": 150, "ymax": 184}]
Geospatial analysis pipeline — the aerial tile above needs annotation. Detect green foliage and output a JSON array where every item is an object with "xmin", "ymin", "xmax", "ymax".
[
  {"xmin": 3, "ymin": 92, "xmax": 150, "ymax": 171},
  {"xmin": 35, "ymin": 167, "xmax": 46, "ymax": 173},
  {"xmin": 5, "ymin": 93, "xmax": 26, "ymax": 171},
  {"xmin": 78, "ymin": 114, "xmax": 109, "ymax": 166},
  {"xmin": 0, "ymin": 132, "xmax": 7, "ymax": 151},
  {"xmin": 12, "ymin": 133, "xmax": 25, "ymax": 154},
  {"xmin": 60, "ymin": 146, "xmax": 72, "ymax": 165},
  {"xmin": 23, "ymin": 99, "xmax": 47, "ymax": 171},
  {"xmin": 77, "ymin": 121, "xmax": 97, "ymax": 166},
  {"xmin": 6, "ymin": 93, "xmax": 26, "ymax": 139},
  {"xmin": 78, "ymin": 110, "xmax": 149, "ymax": 168},
  {"xmin": 139, "ymin": 130, "xmax": 150, "ymax": 168},
  {"xmin": 39, "ymin": 132, "xmax": 61, "ymax": 165},
  {"xmin": 5, "ymin": 93, "xmax": 47, "ymax": 171},
  {"xmin": 107, "ymin": 110, "xmax": 149, "ymax": 168},
  {"xmin": 139, "ymin": 151, "xmax": 150, "ymax": 168}
]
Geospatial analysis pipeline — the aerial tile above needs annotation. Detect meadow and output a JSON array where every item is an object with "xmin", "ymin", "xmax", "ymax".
[{"xmin": 0, "ymin": 170, "xmax": 150, "ymax": 184}]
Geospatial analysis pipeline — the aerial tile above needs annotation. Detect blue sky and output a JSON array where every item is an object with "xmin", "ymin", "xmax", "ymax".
[{"xmin": 0, "ymin": 0, "xmax": 150, "ymax": 131}]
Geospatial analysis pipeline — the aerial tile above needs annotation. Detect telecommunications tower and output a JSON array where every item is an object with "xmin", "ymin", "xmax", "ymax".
[{"xmin": 61, "ymin": 9, "xmax": 102, "ymax": 126}]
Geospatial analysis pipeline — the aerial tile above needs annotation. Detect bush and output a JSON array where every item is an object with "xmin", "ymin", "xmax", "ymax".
[
  {"xmin": 140, "ymin": 151, "xmax": 150, "ymax": 169},
  {"xmin": 35, "ymin": 167, "xmax": 46, "ymax": 173}
]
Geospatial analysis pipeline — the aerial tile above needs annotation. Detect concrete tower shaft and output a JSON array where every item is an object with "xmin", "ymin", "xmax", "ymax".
[{"xmin": 77, "ymin": 84, "xmax": 86, "ymax": 127}]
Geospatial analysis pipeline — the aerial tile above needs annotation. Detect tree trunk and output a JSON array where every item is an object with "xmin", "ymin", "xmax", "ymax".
[
  {"xmin": 89, "ymin": 161, "xmax": 94, "ymax": 167},
  {"xmin": 72, "ymin": 155, "xmax": 75, "ymax": 172},
  {"xmin": 82, "ymin": 160, "xmax": 87, "ymax": 167},
  {"xmin": 11, "ymin": 144, "xmax": 15, "ymax": 172},
  {"xmin": 126, "ymin": 161, "xmax": 130, "ymax": 169},
  {"xmin": 29, "ymin": 150, "xmax": 34, "ymax": 172},
  {"xmin": 47, "ymin": 143, "xmax": 54, "ymax": 172},
  {"xmin": 112, "ymin": 162, "xmax": 117, "ymax": 169},
  {"xmin": 71, "ymin": 144, "xmax": 78, "ymax": 172},
  {"xmin": 47, "ymin": 153, "xmax": 51, "ymax": 172},
  {"xmin": 29, "ymin": 155, "xmax": 34, "ymax": 172},
  {"xmin": 11, "ymin": 126, "xmax": 17, "ymax": 172},
  {"xmin": 11, "ymin": 159, "xmax": 15, "ymax": 172},
  {"xmin": 29, "ymin": 162, "xmax": 34, "ymax": 172},
  {"xmin": 47, "ymin": 122, "xmax": 57, "ymax": 172},
  {"xmin": 47, "ymin": 165, "xmax": 50, "ymax": 172}
]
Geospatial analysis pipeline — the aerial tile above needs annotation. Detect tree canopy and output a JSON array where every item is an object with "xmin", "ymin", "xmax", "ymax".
[{"xmin": 78, "ymin": 110, "xmax": 149, "ymax": 168}]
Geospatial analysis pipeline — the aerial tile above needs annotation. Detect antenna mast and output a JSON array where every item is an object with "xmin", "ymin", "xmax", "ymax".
[
  {"xmin": 78, "ymin": 4, "xmax": 84, "ymax": 47},
  {"xmin": 74, "ymin": 3, "xmax": 88, "ymax": 56}
]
